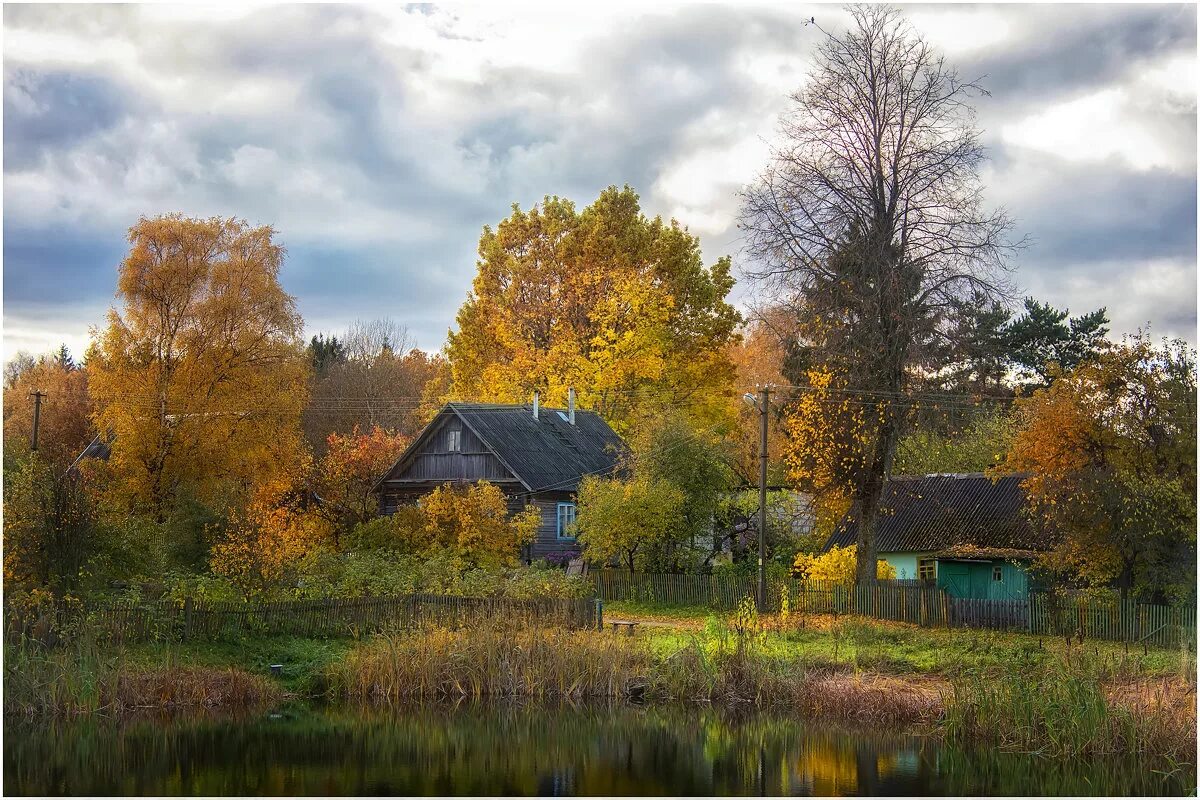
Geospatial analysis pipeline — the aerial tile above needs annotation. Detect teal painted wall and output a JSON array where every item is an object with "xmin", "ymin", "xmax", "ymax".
[
  {"xmin": 937, "ymin": 560, "xmax": 1030, "ymax": 600},
  {"xmin": 881, "ymin": 553, "xmax": 920, "ymax": 579}
]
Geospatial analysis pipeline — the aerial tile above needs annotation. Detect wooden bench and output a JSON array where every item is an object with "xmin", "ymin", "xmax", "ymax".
[{"xmin": 610, "ymin": 620, "xmax": 639, "ymax": 636}]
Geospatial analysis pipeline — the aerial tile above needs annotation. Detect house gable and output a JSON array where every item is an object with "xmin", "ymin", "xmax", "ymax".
[{"xmin": 376, "ymin": 407, "xmax": 527, "ymax": 492}]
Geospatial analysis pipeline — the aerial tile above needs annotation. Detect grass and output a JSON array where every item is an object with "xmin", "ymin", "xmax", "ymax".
[
  {"xmin": 7, "ymin": 601, "xmax": 1194, "ymax": 762},
  {"xmin": 620, "ymin": 607, "xmax": 1193, "ymax": 679},
  {"xmin": 4, "ymin": 636, "xmax": 284, "ymax": 717}
]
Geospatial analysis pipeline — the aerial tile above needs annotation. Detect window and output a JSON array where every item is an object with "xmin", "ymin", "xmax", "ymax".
[
  {"xmin": 447, "ymin": 429, "xmax": 461, "ymax": 452},
  {"xmin": 557, "ymin": 502, "xmax": 577, "ymax": 540},
  {"xmin": 918, "ymin": 558, "xmax": 936, "ymax": 581},
  {"xmin": 993, "ymin": 565, "xmax": 1003, "ymax": 582}
]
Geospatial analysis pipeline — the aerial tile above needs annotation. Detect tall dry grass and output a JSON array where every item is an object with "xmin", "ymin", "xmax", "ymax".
[
  {"xmin": 326, "ymin": 622, "xmax": 652, "ymax": 701},
  {"xmin": 327, "ymin": 618, "xmax": 943, "ymax": 725},
  {"xmin": 4, "ymin": 638, "xmax": 283, "ymax": 717},
  {"xmin": 944, "ymin": 655, "xmax": 1196, "ymax": 761}
]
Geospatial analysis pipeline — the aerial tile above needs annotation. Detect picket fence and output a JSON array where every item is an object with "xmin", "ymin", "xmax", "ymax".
[
  {"xmin": 593, "ymin": 570, "xmax": 1196, "ymax": 648},
  {"xmin": 6, "ymin": 593, "xmax": 598, "ymax": 646}
]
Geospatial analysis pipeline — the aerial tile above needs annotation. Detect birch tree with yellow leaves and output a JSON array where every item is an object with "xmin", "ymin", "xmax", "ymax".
[{"xmin": 88, "ymin": 215, "xmax": 309, "ymax": 520}]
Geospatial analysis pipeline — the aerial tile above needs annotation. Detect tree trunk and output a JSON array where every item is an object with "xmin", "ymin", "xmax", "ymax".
[{"xmin": 855, "ymin": 406, "xmax": 900, "ymax": 585}]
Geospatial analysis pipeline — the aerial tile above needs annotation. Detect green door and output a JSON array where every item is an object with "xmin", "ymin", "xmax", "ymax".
[
  {"xmin": 938, "ymin": 562, "xmax": 970, "ymax": 598},
  {"xmin": 968, "ymin": 565, "xmax": 990, "ymax": 600}
]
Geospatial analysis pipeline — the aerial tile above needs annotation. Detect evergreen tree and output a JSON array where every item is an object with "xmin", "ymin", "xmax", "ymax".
[{"xmin": 1004, "ymin": 298, "xmax": 1109, "ymax": 387}]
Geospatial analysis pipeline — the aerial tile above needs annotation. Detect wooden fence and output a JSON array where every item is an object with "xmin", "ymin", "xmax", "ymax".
[
  {"xmin": 1028, "ymin": 595, "xmax": 1196, "ymax": 648},
  {"xmin": 593, "ymin": 570, "xmax": 1196, "ymax": 647},
  {"xmin": 6, "ymin": 593, "xmax": 598, "ymax": 646}
]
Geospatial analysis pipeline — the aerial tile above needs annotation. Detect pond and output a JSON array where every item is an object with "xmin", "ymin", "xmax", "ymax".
[{"xmin": 5, "ymin": 703, "xmax": 1194, "ymax": 796}]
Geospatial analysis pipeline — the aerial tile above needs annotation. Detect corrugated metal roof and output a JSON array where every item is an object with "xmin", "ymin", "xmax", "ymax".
[
  {"xmin": 450, "ymin": 403, "xmax": 626, "ymax": 493},
  {"xmin": 824, "ymin": 473, "xmax": 1043, "ymax": 554}
]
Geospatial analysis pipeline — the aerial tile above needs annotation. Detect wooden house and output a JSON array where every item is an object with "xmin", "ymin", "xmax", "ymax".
[
  {"xmin": 374, "ymin": 399, "xmax": 627, "ymax": 562},
  {"xmin": 824, "ymin": 473, "xmax": 1045, "ymax": 600}
]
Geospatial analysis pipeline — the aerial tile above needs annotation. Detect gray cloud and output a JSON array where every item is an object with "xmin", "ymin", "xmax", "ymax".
[{"xmin": 3, "ymin": 3, "xmax": 1195, "ymax": 364}]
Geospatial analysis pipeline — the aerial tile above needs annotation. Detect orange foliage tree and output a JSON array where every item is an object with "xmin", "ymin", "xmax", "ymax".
[
  {"xmin": 314, "ymin": 425, "xmax": 410, "ymax": 538},
  {"xmin": 209, "ymin": 463, "xmax": 333, "ymax": 597},
  {"xmin": 2, "ymin": 350, "xmax": 93, "ymax": 469},
  {"xmin": 88, "ymin": 215, "xmax": 309, "ymax": 520},
  {"xmin": 726, "ymin": 309, "xmax": 793, "ymax": 484},
  {"xmin": 1000, "ymin": 332, "xmax": 1196, "ymax": 600}
]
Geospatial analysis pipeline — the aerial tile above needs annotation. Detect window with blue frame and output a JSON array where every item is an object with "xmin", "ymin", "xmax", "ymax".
[{"xmin": 556, "ymin": 502, "xmax": 577, "ymax": 540}]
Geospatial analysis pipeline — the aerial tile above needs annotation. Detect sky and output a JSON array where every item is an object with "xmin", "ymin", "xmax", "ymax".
[{"xmin": 3, "ymin": 2, "xmax": 1197, "ymax": 366}]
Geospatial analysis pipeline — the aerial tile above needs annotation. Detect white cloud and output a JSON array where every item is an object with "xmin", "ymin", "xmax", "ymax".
[
  {"xmin": 905, "ymin": 8, "xmax": 1013, "ymax": 55},
  {"xmin": 1001, "ymin": 87, "xmax": 1181, "ymax": 171}
]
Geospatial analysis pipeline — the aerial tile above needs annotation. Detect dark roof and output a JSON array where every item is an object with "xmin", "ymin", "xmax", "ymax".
[
  {"xmin": 378, "ymin": 402, "xmax": 627, "ymax": 494},
  {"xmin": 67, "ymin": 432, "xmax": 112, "ymax": 474},
  {"xmin": 824, "ymin": 473, "xmax": 1043, "ymax": 554}
]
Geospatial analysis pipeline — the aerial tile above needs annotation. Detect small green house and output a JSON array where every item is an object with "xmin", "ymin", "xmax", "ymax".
[{"xmin": 823, "ymin": 473, "xmax": 1042, "ymax": 601}]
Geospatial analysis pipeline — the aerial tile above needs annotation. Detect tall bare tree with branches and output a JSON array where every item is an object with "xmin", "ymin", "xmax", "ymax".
[{"xmin": 740, "ymin": 5, "xmax": 1021, "ymax": 582}]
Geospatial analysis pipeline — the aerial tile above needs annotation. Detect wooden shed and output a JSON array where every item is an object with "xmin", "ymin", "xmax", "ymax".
[
  {"xmin": 374, "ymin": 401, "xmax": 627, "ymax": 562},
  {"xmin": 824, "ymin": 473, "xmax": 1047, "ymax": 600}
]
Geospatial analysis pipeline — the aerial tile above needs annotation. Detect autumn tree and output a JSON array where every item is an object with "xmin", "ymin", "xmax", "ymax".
[
  {"xmin": 1001, "ymin": 332, "xmax": 1196, "ymax": 602},
  {"xmin": 313, "ymin": 425, "xmax": 409, "ymax": 538},
  {"xmin": 574, "ymin": 475, "xmax": 685, "ymax": 573},
  {"xmin": 740, "ymin": 6, "xmax": 1018, "ymax": 582},
  {"xmin": 88, "ymin": 215, "xmax": 309, "ymax": 520},
  {"xmin": 417, "ymin": 482, "xmax": 541, "ymax": 569},
  {"xmin": 446, "ymin": 185, "xmax": 742, "ymax": 434},
  {"xmin": 726, "ymin": 309, "xmax": 794, "ymax": 484},
  {"xmin": 2, "ymin": 346, "xmax": 93, "ymax": 469},
  {"xmin": 210, "ymin": 469, "xmax": 333, "ymax": 598}
]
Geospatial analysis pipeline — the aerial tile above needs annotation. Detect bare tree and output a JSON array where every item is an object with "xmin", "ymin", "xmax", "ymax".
[
  {"xmin": 739, "ymin": 5, "xmax": 1020, "ymax": 582},
  {"xmin": 303, "ymin": 318, "xmax": 445, "ymax": 452}
]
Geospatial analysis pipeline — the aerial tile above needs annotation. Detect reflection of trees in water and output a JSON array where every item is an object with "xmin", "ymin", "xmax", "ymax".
[{"xmin": 5, "ymin": 702, "xmax": 1192, "ymax": 796}]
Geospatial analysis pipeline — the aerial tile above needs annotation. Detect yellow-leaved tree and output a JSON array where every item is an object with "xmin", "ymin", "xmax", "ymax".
[
  {"xmin": 793, "ymin": 545, "xmax": 896, "ymax": 583},
  {"xmin": 445, "ymin": 186, "xmax": 742, "ymax": 434},
  {"xmin": 418, "ymin": 482, "xmax": 541, "ymax": 569},
  {"xmin": 88, "ymin": 215, "xmax": 309, "ymax": 520},
  {"xmin": 210, "ymin": 463, "xmax": 334, "ymax": 598},
  {"xmin": 782, "ymin": 366, "xmax": 879, "ymax": 545}
]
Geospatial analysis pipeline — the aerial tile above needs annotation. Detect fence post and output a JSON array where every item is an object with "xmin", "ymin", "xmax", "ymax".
[
  {"xmin": 182, "ymin": 597, "xmax": 194, "ymax": 642},
  {"xmin": 595, "ymin": 598, "xmax": 604, "ymax": 631}
]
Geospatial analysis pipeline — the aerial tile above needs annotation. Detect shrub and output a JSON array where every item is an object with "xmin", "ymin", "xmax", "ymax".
[{"xmin": 793, "ymin": 544, "xmax": 896, "ymax": 581}]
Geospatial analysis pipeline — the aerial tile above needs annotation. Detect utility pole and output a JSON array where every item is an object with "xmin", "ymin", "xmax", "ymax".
[
  {"xmin": 757, "ymin": 385, "xmax": 770, "ymax": 612},
  {"xmin": 30, "ymin": 390, "xmax": 46, "ymax": 452}
]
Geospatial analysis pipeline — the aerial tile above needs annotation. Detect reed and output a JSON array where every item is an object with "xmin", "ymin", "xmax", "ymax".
[
  {"xmin": 326, "ymin": 621, "xmax": 652, "ymax": 702},
  {"xmin": 3, "ymin": 637, "xmax": 283, "ymax": 717},
  {"xmin": 328, "ymin": 618, "xmax": 942, "ymax": 724},
  {"xmin": 943, "ymin": 654, "xmax": 1196, "ymax": 761}
]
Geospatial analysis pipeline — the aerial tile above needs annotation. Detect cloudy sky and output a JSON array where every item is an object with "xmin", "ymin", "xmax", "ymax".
[{"xmin": 3, "ymin": 2, "xmax": 1196, "ymax": 365}]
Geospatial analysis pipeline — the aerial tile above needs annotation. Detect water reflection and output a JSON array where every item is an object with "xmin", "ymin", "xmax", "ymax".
[{"xmin": 4, "ymin": 702, "xmax": 1193, "ymax": 796}]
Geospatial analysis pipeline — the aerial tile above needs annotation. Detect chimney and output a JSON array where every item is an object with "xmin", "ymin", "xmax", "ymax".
[
  {"xmin": 532, "ymin": 391, "xmax": 539, "ymax": 420},
  {"xmin": 568, "ymin": 387, "xmax": 575, "ymax": 425}
]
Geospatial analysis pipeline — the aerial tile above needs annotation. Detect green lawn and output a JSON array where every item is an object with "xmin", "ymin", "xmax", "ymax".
[
  {"xmin": 605, "ymin": 601, "xmax": 1193, "ymax": 678},
  {"xmin": 119, "ymin": 635, "xmax": 355, "ymax": 695}
]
